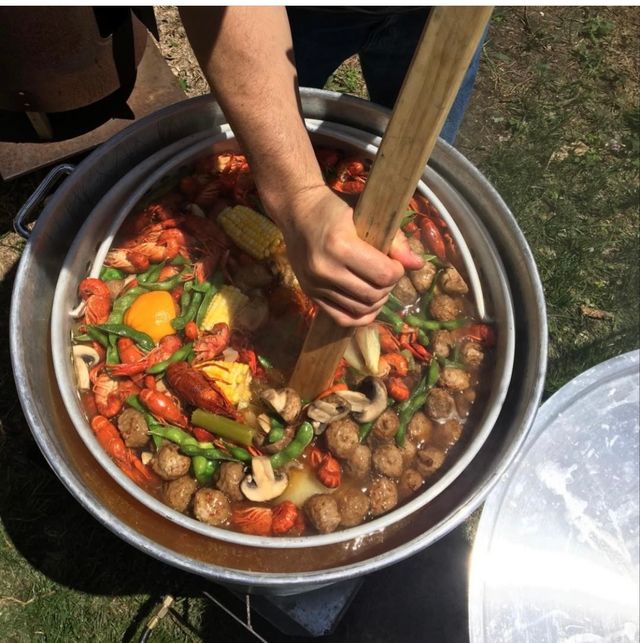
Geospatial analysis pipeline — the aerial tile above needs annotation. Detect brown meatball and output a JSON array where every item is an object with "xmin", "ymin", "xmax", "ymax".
[
  {"xmin": 192, "ymin": 488, "xmax": 230, "ymax": 526},
  {"xmin": 398, "ymin": 468, "xmax": 425, "ymax": 499},
  {"xmin": 429, "ymin": 294, "xmax": 460, "ymax": 321},
  {"xmin": 335, "ymin": 487, "xmax": 370, "ymax": 528},
  {"xmin": 163, "ymin": 475, "xmax": 197, "ymax": 513},
  {"xmin": 439, "ymin": 367, "xmax": 471, "ymax": 391},
  {"xmin": 461, "ymin": 341, "xmax": 485, "ymax": 368},
  {"xmin": 152, "ymin": 443, "xmax": 191, "ymax": 481},
  {"xmin": 391, "ymin": 275, "xmax": 418, "ymax": 306},
  {"xmin": 399, "ymin": 439, "xmax": 417, "ymax": 466},
  {"xmin": 344, "ymin": 444, "xmax": 371, "ymax": 479},
  {"xmin": 304, "ymin": 494, "xmax": 341, "ymax": 534},
  {"xmin": 409, "ymin": 261, "xmax": 437, "ymax": 293},
  {"xmin": 439, "ymin": 267, "xmax": 469, "ymax": 295},
  {"xmin": 369, "ymin": 477, "xmax": 398, "ymax": 516},
  {"xmin": 407, "ymin": 411, "xmax": 434, "ymax": 445},
  {"xmin": 416, "ymin": 446, "xmax": 447, "ymax": 477},
  {"xmin": 215, "ymin": 462, "xmax": 246, "ymax": 502},
  {"xmin": 372, "ymin": 443, "xmax": 404, "ymax": 478},
  {"xmin": 432, "ymin": 330, "xmax": 453, "ymax": 358},
  {"xmin": 372, "ymin": 409, "xmax": 400, "ymax": 442},
  {"xmin": 425, "ymin": 388, "xmax": 456, "ymax": 421},
  {"xmin": 433, "ymin": 419, "xmax": 463, "ymax": 450},
  {"xmin": 117, "ymin": 408, "xmax": 149, "ymax": 448},
  {"xmin": 325, "ymin": 418, "xmax": 359, "ymax": 459},
  {"xmin": 407, "ymin": 236, "xmax": 425, "ymax": 256}
]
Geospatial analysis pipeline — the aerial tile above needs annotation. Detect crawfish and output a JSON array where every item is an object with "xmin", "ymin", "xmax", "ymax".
[
  {"xmin": 231, "ymin": 506, "xmax": 273, "ymax": 536},
  {"xmin": 330, "ymin": 157, "xmax": 369, "ymax": 194},
  {"xmin": 165, "ymin": 361, "xmax": 237, "ymax": 419},
  {"xmin": 78, "ymin": 278, "xmax": 111, "ymax": 325},
  {"xmin": 139, "ymin": 388, "xmax": 187, "ymax": 427},
  {"xmin": 308, "ymin": 446, "xmax": 342, "ymax": 488},
  {"xmin": 91, "ymin": 415, "xmax": 158, "ymax": 488},
  {"xmin": 192, "ymin": 323, "xmax": 230, "ymax": 364},
  {"xmin": 109, "ymin": 335, "xmax": 183, "ymax": 377},
  {"xmin": 272, "ymin": 501, "xmax": 301, "ymax": 535},
  {"xmin": 93, "ymin": 373, "xmax": 123, "ymax": 417}
]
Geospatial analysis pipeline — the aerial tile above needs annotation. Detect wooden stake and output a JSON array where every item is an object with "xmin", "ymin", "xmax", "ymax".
[{"xmin": 289, "ymin": 7, "xmax": 493, "ymax": 399}]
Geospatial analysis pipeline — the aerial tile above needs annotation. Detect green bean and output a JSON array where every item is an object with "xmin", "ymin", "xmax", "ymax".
[
  {"xmin": 149, "ymin": 424, "xmax": 234, "ymax": 461},
  {"xmin": 423, "ymin": 254, "xmax": 447, "ymax": 268},
  {"xmin": 416, "ymin": 329, "xmax": 430, "ymax": 346},
  {"xmin": 437, "ymin": 356, "xmax": 466, "ymax": 370},
  {"xmin": 192, "ymin": 455, "xmax": 218, "ymax": 485},
  {"xmin": 169, "ymin": 255, "xmax": 188, "ymax": 266},
  {"xmin": 358, "ymin": 420, "xmax": 374, "ymax": 443},
  {"xmin": 404, "ymin": 314, "xmax": 468, "ymax": 332},
  {"xmin": 377, "ymin": 305, "xmax": 405, "ymax": 334},
  {"xmin": 257, "ymin": 354, "xmax": 274, "ymax": 370},
  {"xmin": 268, "ymin": 418, "xmax": 285, "ymax": 444},
  {"xmin": 138, "ymin": 274, "xmax": 182, "ymax": 291},
  {"xmin": 191, "ymin": 409, "xmax": 256, "ymax": 447},
  {"xmin": 146, "ymin": 343, "xmax": 194, "ymax": 374},
  {"xmin": 125, "ymin": 395, "xmax": 146, "ymax": 414},
  {"xmin": 271, "ymin": 422, "xmax": 314, "ymax": 469},
  {"xmin": 100, "ymin": 266, "xmax": 125, "ymax": 280},
  {"xmin": 195, "ymin": 282, "xmax": 218, "ymax": 328},
  {"xmin": 93, "ymin": 323, "xmax": 155, "ymax": 352},
  {"xmin": 85, "ymin": 326, "xmax": 109, "ymax": 347},
  {"xmin": 419, "ymin": 269, "xmax": 443, "ymax": 310},
  {"xmin": 190, "ymin": 281, "xmax": 212, "ymax": 294},
  {"xmin": 395, "ymin": 392, "xmax": 428, "ymax": 447},
  {"xmin": 73, "ymin": 333, "xmax": 93, "ymax": 342},
  {"xmin": 106, "ymin": 335, "xmax": 119, "ymax": 365},
  {"xmin": 137, "ymin": 260, "xmax": 166, "ymax": 285},
  {"xmin": 427, "ymin": 358, "xmax": 441, "ymax": 387},
  {"xmin": 386, "ymin": 293, "xmax": 404, "ymax": 311},
  {"xmin": 223, "ymin": 442, "xmax": 252, "ymax": 462}
]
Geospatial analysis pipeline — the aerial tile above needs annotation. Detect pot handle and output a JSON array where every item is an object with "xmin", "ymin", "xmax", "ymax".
[{"xmin": 13, "ymin": 163, "xmax": 75, "ymax": 239}]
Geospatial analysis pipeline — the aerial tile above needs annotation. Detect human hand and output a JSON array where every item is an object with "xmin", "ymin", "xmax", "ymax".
[{"xmin": 278, "ymin": 185, "xmax": 424, "ymax": 327}]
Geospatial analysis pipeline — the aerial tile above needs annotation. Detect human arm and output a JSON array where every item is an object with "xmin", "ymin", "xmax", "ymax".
[{"xmin": 180, "ymin": 7, "xmax": 423, "ymax": 326}]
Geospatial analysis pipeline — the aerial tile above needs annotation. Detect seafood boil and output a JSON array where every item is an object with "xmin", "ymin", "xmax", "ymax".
[{"xmin": 69, "ymin": 147, "xmax": 495, "ymax": 537}]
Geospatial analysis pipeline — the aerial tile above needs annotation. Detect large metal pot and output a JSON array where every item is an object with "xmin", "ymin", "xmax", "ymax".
[{"xmin": 11, "ymin": 90, "xmax": 547, "ymax": 594}]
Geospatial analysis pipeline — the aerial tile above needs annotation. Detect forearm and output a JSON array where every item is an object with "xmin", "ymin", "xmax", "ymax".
[{"xmin": 179, "ymin": 6, "xmax": 324, "ymax": 225}]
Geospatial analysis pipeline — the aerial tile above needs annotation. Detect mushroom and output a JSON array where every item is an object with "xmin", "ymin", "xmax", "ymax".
[
  {"xmin": 353, "ymin": 376, "xmax": 388, "ymax": 423},
  {"xmin": 72, "ymin": 345, "xmax": 100, "ymax": 390},
  {"xmin": 260, "ymin": 387, "xmax": 302, "ymax": 424},
  {"xmin": 334, "ymin": 390, "xmax": 370, "ymax": 414},
  {"xmin": 306, "ymin": 396, "xmax": 351, "ymax": 424},
  {"xmin": 240, "ymin": 456, "xmax": 288, "ymax": 502},
  {"xmin": 256, "ymin": 413, "xmax": 273, "ymax": 434}
]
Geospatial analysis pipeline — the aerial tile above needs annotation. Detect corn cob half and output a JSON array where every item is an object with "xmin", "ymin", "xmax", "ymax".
[
  {"xmin": 199, "ymin": 361, "xmax": 252, "ymax": 408},
  {"xmin": 218, "ymin": 205, "xmax": 283, "ymax": 260},
  {"xmin": 199, "ymin": 285, "xmax": 249, "ymax": 332}
]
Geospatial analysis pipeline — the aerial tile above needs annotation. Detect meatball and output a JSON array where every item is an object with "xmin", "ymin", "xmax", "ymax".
[
  {"xmin": 344, "ymin": 444, "xmax": 372, "ymax": 480},
  {"xmin": 399, "ymin": 439, "xmax": 417, "ymax": 466},
  {"xmin": 433, "ymin": 419, "xmax": 463, "ymax": 449},
  {"xmin": 372, "ymin": 409, "xmax": 400, "ymax": 442},
  {"xmin": 152, "ymin": 443, "xmax": 191, "ymax": 481},
  {"xmin": 409, "ymin": 261, "xmax": 437, "ymax": 293},
  {"xmin": 325, "ymin": 418, "xmax": 359, "ymax": 459},
  {"xmin": 461, "ymin": 341, "xmax": 485, "ymax": 368},
  {"xmin": 432, "ymin": 330, "xmax": 453, "ymax": 358},
  {"xmin": 407, "ymin": 236, "xmax": 425, "ymax": 256},
  {"xmin": 215, "ymin": 461, "xmax": 246, "ymax": 502},
  {"xmin": 398, "ymin": 468, "xmax": 425, "ymax": 499},
  {"xmin": 372, "ymin": 443, "xmax": 404, "ymax": 478},
  {"xmin": 335, "ymin": 487, "xmax": 370, "ymax": 528},
  {"xmin": 425, "ymin": 388, "xmax": 456, "ymax": 421},
  {"xmin": 304, "ymin": 494, "xmax": 341, "ymax": 534},
  {"xmin": 439, "ymin": 267, "xmax": 469, "ymax": 295},
  {"xmin": 164, "ymin": 475, "xmax": 197, "ymax": 513},
  {"xmin": 439, "ymin": 367, "xmax": 471, "ymax": 391},
  {"xmin": 117, "ymin": 408, "xmax": 149, "ymax": 448},
  {"xmin": 429, "ymin": 294, "xmax": 460, "ymax": 321},
  {"xmin": 192, "ymin": 489, "xmax": 230, "ymax": 526},
  {"xmin": 369, "ymin": 477, "xmax": 398, "ymax": 516},
  {"xmin": 416, "ymin": 446, "xmax": 447, "ymax": 478},
  {"xmin": 407, "ymin": 411, "xmax": 434, "ymax": 445},
  {"xmin": 391, "ymin": 275, "xmax": 418, "ymax": 306}
]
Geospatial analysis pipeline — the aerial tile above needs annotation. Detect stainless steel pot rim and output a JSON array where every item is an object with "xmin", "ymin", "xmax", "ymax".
[{"xmin": 51, "ymin": 121, "xmax": 515, "ymax": 549}]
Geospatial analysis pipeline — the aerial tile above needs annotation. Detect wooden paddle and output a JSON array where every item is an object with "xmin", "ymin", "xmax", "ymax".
[{"xmin": 289, "ymin": 7, "xmax": 493, "ymax": 400}]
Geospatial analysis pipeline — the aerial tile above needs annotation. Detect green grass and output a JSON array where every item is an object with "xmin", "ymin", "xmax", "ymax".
[{"xmin": 0, "ymin": 6, "xmax": 638, "ymax": 641}]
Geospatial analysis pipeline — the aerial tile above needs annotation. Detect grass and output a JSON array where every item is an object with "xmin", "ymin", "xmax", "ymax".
[{"xmin": 0, "ymin": 6, "xmax": 638, "ymax": 641}]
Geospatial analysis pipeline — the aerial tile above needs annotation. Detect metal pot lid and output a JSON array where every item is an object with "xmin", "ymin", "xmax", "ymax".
[{"xmin": 469, "ymin": 350, "xmax": 639, "ymax": 643}]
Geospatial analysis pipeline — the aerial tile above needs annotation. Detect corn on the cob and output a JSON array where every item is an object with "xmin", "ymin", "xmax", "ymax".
[
  {"xmin": 218, "ymin": 205, "xmax": 283, "ymax": 259},
  {"xmin": 199, "ymin": 361, "xmax": 252, "ymax": 407},
  {"xmin": 199, "ymin": 285, "xmax": 249, "ymax": 331}
]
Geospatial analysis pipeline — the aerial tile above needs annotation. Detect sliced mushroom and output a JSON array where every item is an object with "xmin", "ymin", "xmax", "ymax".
[
  {"xmin": 240, "ymin": 456, "xmax": 288, "ymax": 502},
  {"xmin": 256, "ymin": 413, "xmax": 272, "ymax": 434},
  {"xmin": 260, "ymin": 387, "xmax": 301, "ymax": 424},
  {"xmin": 334, "ymin": 390, "xmax": 370, "ymax": 414},
  {"xmin": 306, "ymin": 397, "xmax": 350, "ymax": 424},
  {"xmin": 353, "ymin": 376, "xmax": 388, "ymax": 423},
  {"xmin": 72, "ymin": 345, "xmax": 100, "ymax": 390}
]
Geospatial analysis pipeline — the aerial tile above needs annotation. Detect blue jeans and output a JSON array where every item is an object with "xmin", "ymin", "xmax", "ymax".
[{"xmin": 287, "ymin": 7, "xmax": 486, "ymax": 144}]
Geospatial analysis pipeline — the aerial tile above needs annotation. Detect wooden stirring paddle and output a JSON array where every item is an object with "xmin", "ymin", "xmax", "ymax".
[{"xmin": 289, "ymin": 7, "xmax": 493, "ymax": 400}]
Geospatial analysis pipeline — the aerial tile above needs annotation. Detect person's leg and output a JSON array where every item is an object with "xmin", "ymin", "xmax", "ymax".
[
  {"xmin": 359, "ymin": 10, "xmax": 488, "ymax": 144},
  {"xmin": 286, "ymin": 8, "xmax": 373, "ymax": 90}
]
